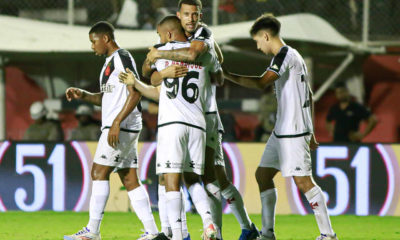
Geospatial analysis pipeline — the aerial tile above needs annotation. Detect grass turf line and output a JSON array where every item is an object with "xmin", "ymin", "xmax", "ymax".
[{"xmin": 0, "ymin": 211, "xmax": 399, "ymax": 240}]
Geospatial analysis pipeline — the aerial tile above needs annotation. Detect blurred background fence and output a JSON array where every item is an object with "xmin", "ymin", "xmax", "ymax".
[{"xmin": 1, "ymin": 0, "xmax": 399, "ymax": 43}]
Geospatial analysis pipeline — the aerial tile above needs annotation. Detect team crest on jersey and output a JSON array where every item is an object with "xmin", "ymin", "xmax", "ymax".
[
  {"xmin": 101, "ymin": 83, "xmax": 115, "ymax": 93},
  {"xmin": 105, "ymin": 62, "xmax": 112, "ymax": 76}
]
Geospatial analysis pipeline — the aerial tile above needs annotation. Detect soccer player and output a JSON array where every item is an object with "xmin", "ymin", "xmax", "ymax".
[
  {"xmin": 143, "ymin": 15, "xmax": 221, "ymax": 240},
  {"xmin": 223, "ymin": 14, "xmax": 338, "ymax": 240},
  {"xmin": 146, "ymin": 1, "xmax": 259, "ymax": 240},
  {"xmin": 64, "ymin": 21, "xmax": 159, "ymax": 240}
]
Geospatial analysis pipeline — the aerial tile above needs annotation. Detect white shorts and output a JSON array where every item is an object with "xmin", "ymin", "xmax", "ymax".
[
  {"xmin": 206, "ymin": 113, "xmax": 219, "ymax": 149},
  {"xmin": 156, "ymin": 124, "xmax": 206, "ymax": 175},
  {"xmin": 259, "ymin": 132, "xmax": 312, "ymax": 177},
  {"xmin": 214, "ymin": 133, "xmax": 225, "ymax": 167},
  {"xmin": 93, "ymin": 128, "xmax": 140, "ymax": 170},
  {"xmin": 206, "ymin": 114, "xmax": 225, "ymax": 167}
]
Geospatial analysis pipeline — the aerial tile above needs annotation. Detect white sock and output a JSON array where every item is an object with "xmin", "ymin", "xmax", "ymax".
[
  {"xmin": 188, "ymin": 183, "xmax": 214, "ymax": 228},
  {"xmin": 305, "ymin": 186, "xmax": 335, "ymax": 236},
  {"xmin": 260, "ymin": 188, "xmax": 277, "ymax": 237},
  {"xmin": 128, "ymin": 185, "xmax": 158, "ymax": 235},
  {"xmin": 158, "ymin": 185, "xmax": 171, "ymax": 236},
  {"xmin": 87, "ymin": 180, "xmax": 109, "ymax": 234},
  {"xmin": 166, "ymin": 191, "xmax": 183, "ymax": 240},
  {"xmin": 180, "ymin": 188, "xmax": 189, "ymax": 238},
  {"xmin": 221, "ymin": 183, "xmax": 252, "ymax": 230},
  {"xmin": 206, "ymin": 181, "xmax": 223, "ymax": 238}
]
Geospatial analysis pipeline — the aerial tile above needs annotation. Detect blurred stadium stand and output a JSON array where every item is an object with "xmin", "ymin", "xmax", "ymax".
[
  {"xmin": 1, "ymin": 0, "xmax": 399, "ymax": 41},
  {"xmin": 1, "ymin": 0, "xmax": 400, "ymax": 142}
]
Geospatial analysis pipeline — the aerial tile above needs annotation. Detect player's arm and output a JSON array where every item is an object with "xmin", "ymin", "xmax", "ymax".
[
  {"xmin": 210, "ymin": 68, "xmax": 224, "ymax": 86},
  {"xmin": 108, "ymin": 86, "xmax": 141, "ymax": 148},
  {"xmin": 353, "ymin": 114, "xmax": 378, "ymax": 141},
  {"xmin": 142, "ymin": 58, "xmax": 154, "ymax": 78},
  {"xmin": 147, "ymin": 40, "xmax": 208, "ymax": 63},
  {"xmin": 150, "ymin": 65, "xmax": 189, "ymax": 86},
  {"xmin": 65, "ymin": 87, "xmax": 102, "ymax": 106},
  {"xmin": 119, "ymin": 68, "xmax": 160, "ymax": 102},
  {"xmin": 223, "ymin": 68, "xmax": 279, "ymax": 90},
  {"xmin": 214, "ymin": 41, "xmax": 224, "ymax": 64}
]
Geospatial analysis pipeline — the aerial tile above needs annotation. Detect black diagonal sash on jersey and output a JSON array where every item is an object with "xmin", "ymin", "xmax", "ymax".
[
  {"xmin": 117, "ymin": 49, "xmax": 142, "ymax": 112},
  {"xmin": 269, "ymin": 46, "xmax": 288, "ymax": 76},
  {"xmin": 118, "ymin": 49, "xmax": 140, "ymax": 79},
  {"xmin": 101, "ymin": 57, "xmax": 115, "ymax": 90}
]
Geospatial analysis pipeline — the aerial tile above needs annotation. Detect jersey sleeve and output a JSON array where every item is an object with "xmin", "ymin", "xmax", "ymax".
[
  {"xmin": 192, "ymin": 26, "xmax": 213, "ymax": 48},
  {"xmin": 209, "ymin": 55, "xmax": 221, "ymax": 73},
  {"xmin": 267, "ymin": 46, "xmax": 289, "ymax": 77},
  {"xmin": 118, "ymin": 49, "xmax": 140, "ymax": 79}
]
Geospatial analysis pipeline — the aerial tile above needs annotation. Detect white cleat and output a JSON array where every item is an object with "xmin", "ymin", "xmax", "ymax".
[
  {"xmin": 202, "ymin": 224, "xmax": 217, "ymax": 240},
  {"xmin": 316, "ymin": 234, "xmax": 338, "ymax": 240},
  {"xmin": 137, "ymin": 232, "xmax": 159, "ymax": 240},
  {"xmin": 64, "ymin": 227, "xmax": 101, "ymax": 240}
]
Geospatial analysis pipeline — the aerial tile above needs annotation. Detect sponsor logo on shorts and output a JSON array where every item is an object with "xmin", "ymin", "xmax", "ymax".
[
  {"xmin": 133, "ymin": 158, "xmax": 138, "ymax": 164},
  {"xmin": 165, "ymin": 161, "xmax": 171, "ymax": 168},
  {"xmin": 101, "ymin": 155, "xmax": 107, "ymax": 159},
  {"xmin": 189, "ymin": 161, "xmax": 195, "ymax": 168},
  {"xmin": 295, "ymin": 167, "xmax": 301, "ymax": 171},
  {"xmin": 114, "ymin": 155, "xmax": 120, "ymax": 162}
]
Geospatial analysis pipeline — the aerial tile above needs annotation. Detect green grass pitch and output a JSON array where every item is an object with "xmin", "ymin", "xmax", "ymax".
[{"xmin": 0, "ymin": 211, "xmax": 399, "ymax": 239}]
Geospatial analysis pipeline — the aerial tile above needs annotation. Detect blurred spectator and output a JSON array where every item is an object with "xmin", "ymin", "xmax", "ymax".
[
  {"xmin": 326, "ymin": 83, "xmax": 378, "ymax": 142},
  {"xmin": 69, "ymin": 105, "xmax": 101, "ymax": 141},
  {"xmin": 23, "ymin": 101, "xmax": 63, "ymax": 141},
  {"xmin": 219, "ymin": 0, "xmax": 237, "ymax": 23},
  {"xmin": 47, "ymin": 110, "xmax": 65, "ymax": 141},
  {"xmin": 255, "ymin": 91, "xmax": 277, "ymax": 142}
]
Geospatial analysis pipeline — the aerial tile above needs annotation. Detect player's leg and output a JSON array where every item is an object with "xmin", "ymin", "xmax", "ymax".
[
  {"xmin": 257, "ymin": 134, "xmax": 280, "ymax": 240},
  {"xmin": 201, "ymin": 145, "xmax": 223, "ymax": 240},
  {"xmin": 280, "ymin": 135, "xmax": 337, "ymax": 240},
  {"xmin": 183, "ymin": 128, "xmax": 217, "ymax": 240},
  {"xmin": 117, "ymin": 168, "xmax": 159, "ymax": 238},
  {"xmin": 64, "ymin": 129, "xmax": 117, "ymax": 240},
  {"xmin": 165, "ymin": 173, "xmax": 184, "ymax": 240},
  {"xmin": 156, "ymin": 125, "xmax": 189, "ymax": 240},
  {"xmin": 158, "ymin": 174, "xmax": 172, "ymax": 237},
  {"xmin": 64, "ymin": 164, "xmax": 112, "ymax": 240},
  {"xmin": 293, "ymin": 176, "xmax": 337, "ymax": 239},
  {"xmin": 113, "ymin": 130, "xmax": 158, "ymax": 239}
]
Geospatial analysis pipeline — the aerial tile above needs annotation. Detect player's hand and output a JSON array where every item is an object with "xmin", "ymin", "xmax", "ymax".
[
  {"xmin": 119, "ymin": 68, "xmax": 137, "ymax": 86},
  {"xmin": 65, "ymin": 87, "xmax": 84, "ymax": 101},
  {"xmin": 160, "ymin": 65, "xmax": 188, "ymax": 78},
  {"xmin": 147, "ymin": 47, "xmax": 159, "ymax": 64},
  {"xmin": 309, "ymin": 134, "xmax": 319, "ymax": 151},
  {"xmin": 108, "ymin": 121, "xmax": 120, "ymax": 148},
  {"xmin": 349, "ymin": 131, "xmax": 364, "ymax": 142}
]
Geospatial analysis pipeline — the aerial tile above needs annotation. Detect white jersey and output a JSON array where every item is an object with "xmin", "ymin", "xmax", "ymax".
[
  {"xmin": 267, "ymin": 46, "xmax": 313, "ymax": 137},
  {"xmin": 153, "ymin": 41, "xmax": 220, "ymax": 131},
  {"xmin": 189, "ymin": 25, "xmax": 224, "ymax": 132},
  {"xmin": 99, "ymin": 49, "xmax": 142, "ymax": 132}
]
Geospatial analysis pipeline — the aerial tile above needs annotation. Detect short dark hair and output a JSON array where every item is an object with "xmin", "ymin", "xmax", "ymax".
[
  {"xmin": 178, "ymin": 0, "xmax": 202, "ymax": 11},
  {"xmin": 158, "ymin": 15, "xmax": 185, "ymax": 34},
  {"xmin": 89, "ymin": 21, "xmax": 115, "ymax": 40},
  {"xmin": 158, "ymin": 15, "xmax": 181, "ymax": 27},
  {"xmin": 250, "ymin": 14, "xmax": 281, "ymax": 36}
]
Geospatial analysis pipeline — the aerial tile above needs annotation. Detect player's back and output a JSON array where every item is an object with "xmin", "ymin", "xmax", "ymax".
[
  {"xmin": 269, "ymin": 46, "xmax": 313, "ymax": 136},
  {"xmin": 154, "ymin": 41, "xmax": 218, "ymax": 131}
]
